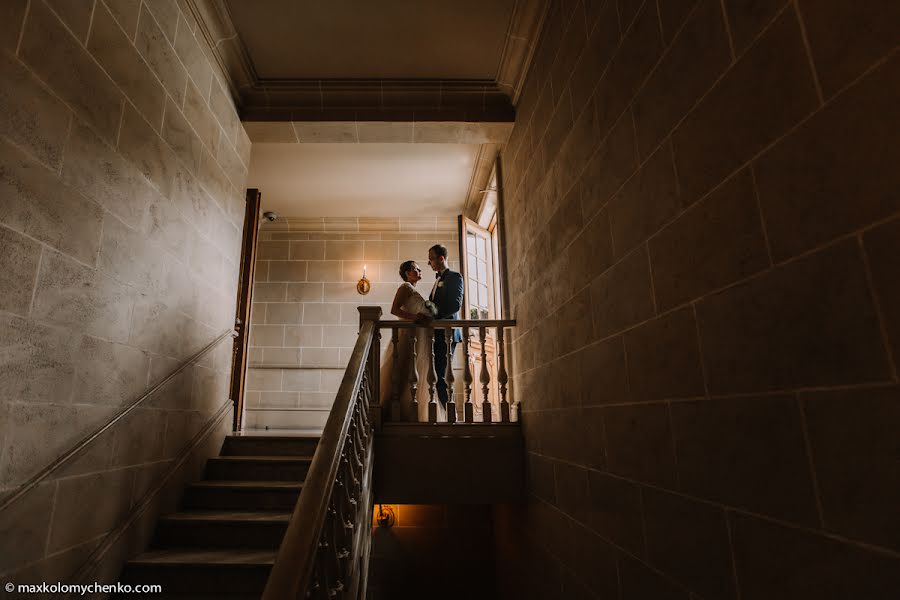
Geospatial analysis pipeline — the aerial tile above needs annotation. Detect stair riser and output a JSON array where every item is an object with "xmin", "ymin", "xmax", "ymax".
[
  {"xmin": 183, "ymin": 488, "xmax": 300, "ymax": 511},
  {"xmin": 221, "ymin": 438, "xmax": 319, "ymax": 457},
  {"xmin": 120, "ymin": 564, "xmax": 271, "ymax": 595},
  {"xmin": 205, "ymin": 461, "xmax": 310, "ymax": 481},
  {"xmin": 153, "ymin": 521, "xmax": 288, "ymax": 549}
]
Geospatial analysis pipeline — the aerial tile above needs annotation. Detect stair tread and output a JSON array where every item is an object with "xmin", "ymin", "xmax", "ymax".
[
  {"xmin": 226, "ymin": 433, "xmax": 320, "ymax": 440},
  {"xmin": 190, "ymin": 480, "xmax": 303, "ymax": 489},
  {"xmin": 161, "ymin": 510, "xmax": 291, "ymax": 523},
  {"xmin": 129, "ymin": 548, "xmax": 277, "ymax": 566}
]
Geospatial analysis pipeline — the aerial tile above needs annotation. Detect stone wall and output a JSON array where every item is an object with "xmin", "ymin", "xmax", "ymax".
[
  {"xmin": 499, "ymin": 1, "xmax": 899, "ymax": 598},
  {"xmin": 0, "ymin": 0, "xmax": 250, "ymax": 585},
  {"xmin": 248, "ymin": 217, "xmax": 459, "ymax": 429}
]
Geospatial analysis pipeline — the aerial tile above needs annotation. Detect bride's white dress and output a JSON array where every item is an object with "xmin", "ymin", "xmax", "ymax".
[{"xmin": 378, "ymin": 282, "xmax": 441, "ymax": 422}]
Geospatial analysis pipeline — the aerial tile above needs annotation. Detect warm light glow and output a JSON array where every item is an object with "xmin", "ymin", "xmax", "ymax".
[{"xmin": 363, "ymin": 264, "xmax": 367, "ymax": 278}]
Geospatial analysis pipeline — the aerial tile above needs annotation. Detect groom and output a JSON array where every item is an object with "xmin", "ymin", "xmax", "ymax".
[{"xmin": 422, "ymin": 244, "xmax": 464, "ymax": 408}]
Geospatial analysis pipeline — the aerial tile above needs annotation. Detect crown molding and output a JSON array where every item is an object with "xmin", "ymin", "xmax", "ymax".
[
  {"xmin": 497, "ymin": 0, "xmax": 550, "ymax": 105},
  {"xmin": 187, "ymin": 0, "xmax": 548, "ymax": 121}
]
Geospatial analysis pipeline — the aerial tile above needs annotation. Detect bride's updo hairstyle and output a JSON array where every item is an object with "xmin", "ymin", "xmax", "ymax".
[{"xmin": 399, "ymin": 260, "xmax": 416, "ymax": 282}]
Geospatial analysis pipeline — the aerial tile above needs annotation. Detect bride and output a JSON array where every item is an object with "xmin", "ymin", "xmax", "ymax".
[{"xmin": 379, "ymin": 260, "xmax": 439, "ymax": 422}]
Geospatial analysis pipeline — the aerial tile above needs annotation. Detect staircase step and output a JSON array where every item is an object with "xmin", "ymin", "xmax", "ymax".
[
  {"xmin": 153, "ymin": 510, "xmax": 290, "ymax": 549},
  {"xmin": 183, "ymin": 481, "xmax": 302, "ymax": 510},
  {"xmin": 221, "ymin": 434, "xmax": 319, "ymax": 457},
  {"xmin": 121, "ymin": 548, "xmax": 274, "ymax": 596},
  {"xmin": 205, "ymin": 455, "xmax": 313, "ymax": 481}
]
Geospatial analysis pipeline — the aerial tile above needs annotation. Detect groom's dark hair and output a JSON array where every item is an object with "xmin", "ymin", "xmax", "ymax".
[
  {"xmin": 399, "ymin": 260, "xmax": 416, "ymax": 281},
  {"xmin": 429, "ymin": 244, "xmax": 448, "ymax": 259}
]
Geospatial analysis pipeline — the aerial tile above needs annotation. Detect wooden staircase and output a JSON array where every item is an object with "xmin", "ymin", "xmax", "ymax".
[{"xmin": 118, "ymin": 434, "xmax": 319, "ymax": 599}]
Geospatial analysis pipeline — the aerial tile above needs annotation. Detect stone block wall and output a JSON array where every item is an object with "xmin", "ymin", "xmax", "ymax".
[
  {"xmin": 0, "ymin": 0, "xmax": 250, "ymax": 585},
  {"xmin": 247, "ymin": 217, "xmax": 459, "ymax": 429},
  {"xmin": 498, "ymin": 1, "xmax": 899, "ymax": 598}
]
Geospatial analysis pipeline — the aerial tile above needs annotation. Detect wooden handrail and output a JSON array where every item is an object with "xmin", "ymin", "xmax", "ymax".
[
  {"xmin": 0, "ymin": 328, "xmax": 237, "ymax": 512},
  {"xmin": 378, "ymin": 319, "xmax": 516, "ymax": 329},
  {"xmin": 262, "ymin": 320, "xmax": 377, "ymax": 600}
]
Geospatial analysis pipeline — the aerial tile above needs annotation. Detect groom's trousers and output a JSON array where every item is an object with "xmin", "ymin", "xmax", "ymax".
[{"xmin": 432, "ymin": 331, "xmax": 457, "ymax": 407}]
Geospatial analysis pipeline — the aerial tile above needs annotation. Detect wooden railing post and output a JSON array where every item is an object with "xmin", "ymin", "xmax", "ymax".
[
  {"xmin": 427, "ymin": 328, "xmax": 438, "ymax": 423},
  {"xmin": 479, "ymin": 326, "xmax": 492, "ymax": 423},
  {"xmin": 358, "ymin": 306, "xmax": 383, "ymax": 431},
  {"xmin": 409, "ymin": 327, "xmax": 419, "ymax": 422},
  {"xmin": 462, "ymin": 326, "xmax": 473, "ymax": 423},
  {"xmin": 497, "ymin": 325, "xmax": 510, "ymax": 422},
  {"xmin": 389, "ymin": 328, "xmax": 400, "ymax": 421},
  {"xmin": 445, "ymin": 328, "xmax": 456, "ymax": 423}
]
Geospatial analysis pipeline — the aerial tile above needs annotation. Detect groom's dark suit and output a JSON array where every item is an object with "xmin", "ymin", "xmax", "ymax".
[{"xmin": 430, "ymin": 268, "xmax": 464, "ymax": 407}]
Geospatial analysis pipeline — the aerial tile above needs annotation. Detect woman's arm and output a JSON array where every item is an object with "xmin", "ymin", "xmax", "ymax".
[{"xmin": 390, "ymin": 284, "xmax": 419, "ymax": 321}]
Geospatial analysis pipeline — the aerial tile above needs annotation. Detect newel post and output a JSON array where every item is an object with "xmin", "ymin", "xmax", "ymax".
[{"xmin": 358, "ymin": 306, "xmax": 383, "ymax": 431}]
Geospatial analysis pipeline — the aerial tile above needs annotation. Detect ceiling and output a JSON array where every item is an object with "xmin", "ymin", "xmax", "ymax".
[
  {"xmin": 224, "ymin": 0, "xmax": 516, "ymax": 80},
  {"xmin": 191, "ymin": 0, "xmax": 546, "ymax": 219},
  {"xmin": 249, "ymin": 143, "xmax": 480, "ymax": 217}
]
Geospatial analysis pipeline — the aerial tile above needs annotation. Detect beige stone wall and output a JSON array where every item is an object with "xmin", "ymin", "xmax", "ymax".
[
  {"xmin": 0, "ymin": 0, "xmax": 250, "ymax": 583},
  {"xmin": 498, "ymin": 1, "xmax": 900, "ymax": 598},
  {"xmin": 247, "ymin": 217, "xmax": 458, "ymax": 429}
]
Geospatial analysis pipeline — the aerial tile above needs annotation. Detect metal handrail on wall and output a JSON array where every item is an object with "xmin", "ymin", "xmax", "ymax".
[{"xmin": 0, "ymin": 328, "xmax": 237, "ymax": 513}]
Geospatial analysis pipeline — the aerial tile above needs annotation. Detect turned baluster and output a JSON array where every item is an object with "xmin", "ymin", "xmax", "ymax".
[
  {"xmin": 479, "ymin": 326, "xmax": 492, "ymax": 423},
  {"xmin": 497, "ymin": 326, "xmax": 510, "ymax": 422},
  {"xmin": 462, "ymin": 326, "xmax": 474, "ymax": 423},
  {"xmin": 408, "ymin": 327, "xmax": 419, "ymax": 421},
  {"xmin": 427, "ymin": 328, "xmax": 438, "ymax": 423},
  {"xmin": 445, "ymin": 328, "xmax": 456, "ymax": 423},
  {"xmin": 389, "ymin": 328, "xmax": 401, "ymax": 421}
]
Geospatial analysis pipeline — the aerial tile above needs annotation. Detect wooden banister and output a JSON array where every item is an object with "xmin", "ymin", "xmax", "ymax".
[
  {"xmin": 378, "ymin": 319, "xmax": 516, "ymax": 329},
  {"xmin": 262, "ymin": 311, "xmax": 380, "ymax": 600}
]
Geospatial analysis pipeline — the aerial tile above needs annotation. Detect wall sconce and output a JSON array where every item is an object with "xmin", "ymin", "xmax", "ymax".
[
  {"xmin": 356, "ymin": 264, "xmax": 371, "ymax": 295},
  {"xmin": 375, "ymin": 504, "xmax": 395, "ymax": 528}
]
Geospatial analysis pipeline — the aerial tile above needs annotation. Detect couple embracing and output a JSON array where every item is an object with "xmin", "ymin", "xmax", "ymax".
[{"xmin": 379, "ymin": 244, "xmax": 464, "ymax": 422}]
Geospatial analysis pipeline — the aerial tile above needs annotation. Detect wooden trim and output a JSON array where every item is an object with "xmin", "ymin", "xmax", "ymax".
[
  {"xmin": 458, "ymin": 214, "xmax": 469, "ymax": 317},
  {"xmin": 230, "ymin": 189, "xmax": 261, "ymax": 431},
  {"xmin": 378, "ymin": 319, "xmax": 516, "ymax": 329},
  {"xmin": 495, "ymin": 156, "xmax": 512, "ymax": 319},
  {"xmin": 460, "ymin": 215, "xmax": 497, "ymax": 319}
]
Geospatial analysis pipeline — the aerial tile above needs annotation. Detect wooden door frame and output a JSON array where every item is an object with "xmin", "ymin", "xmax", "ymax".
[
  {"xmin": 459, "ymin": 215, "xmax": 498, "ymax": 321},
  {"xmin": 230, "ymin": 188, "xmax": 261, "ymax": 431}
]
